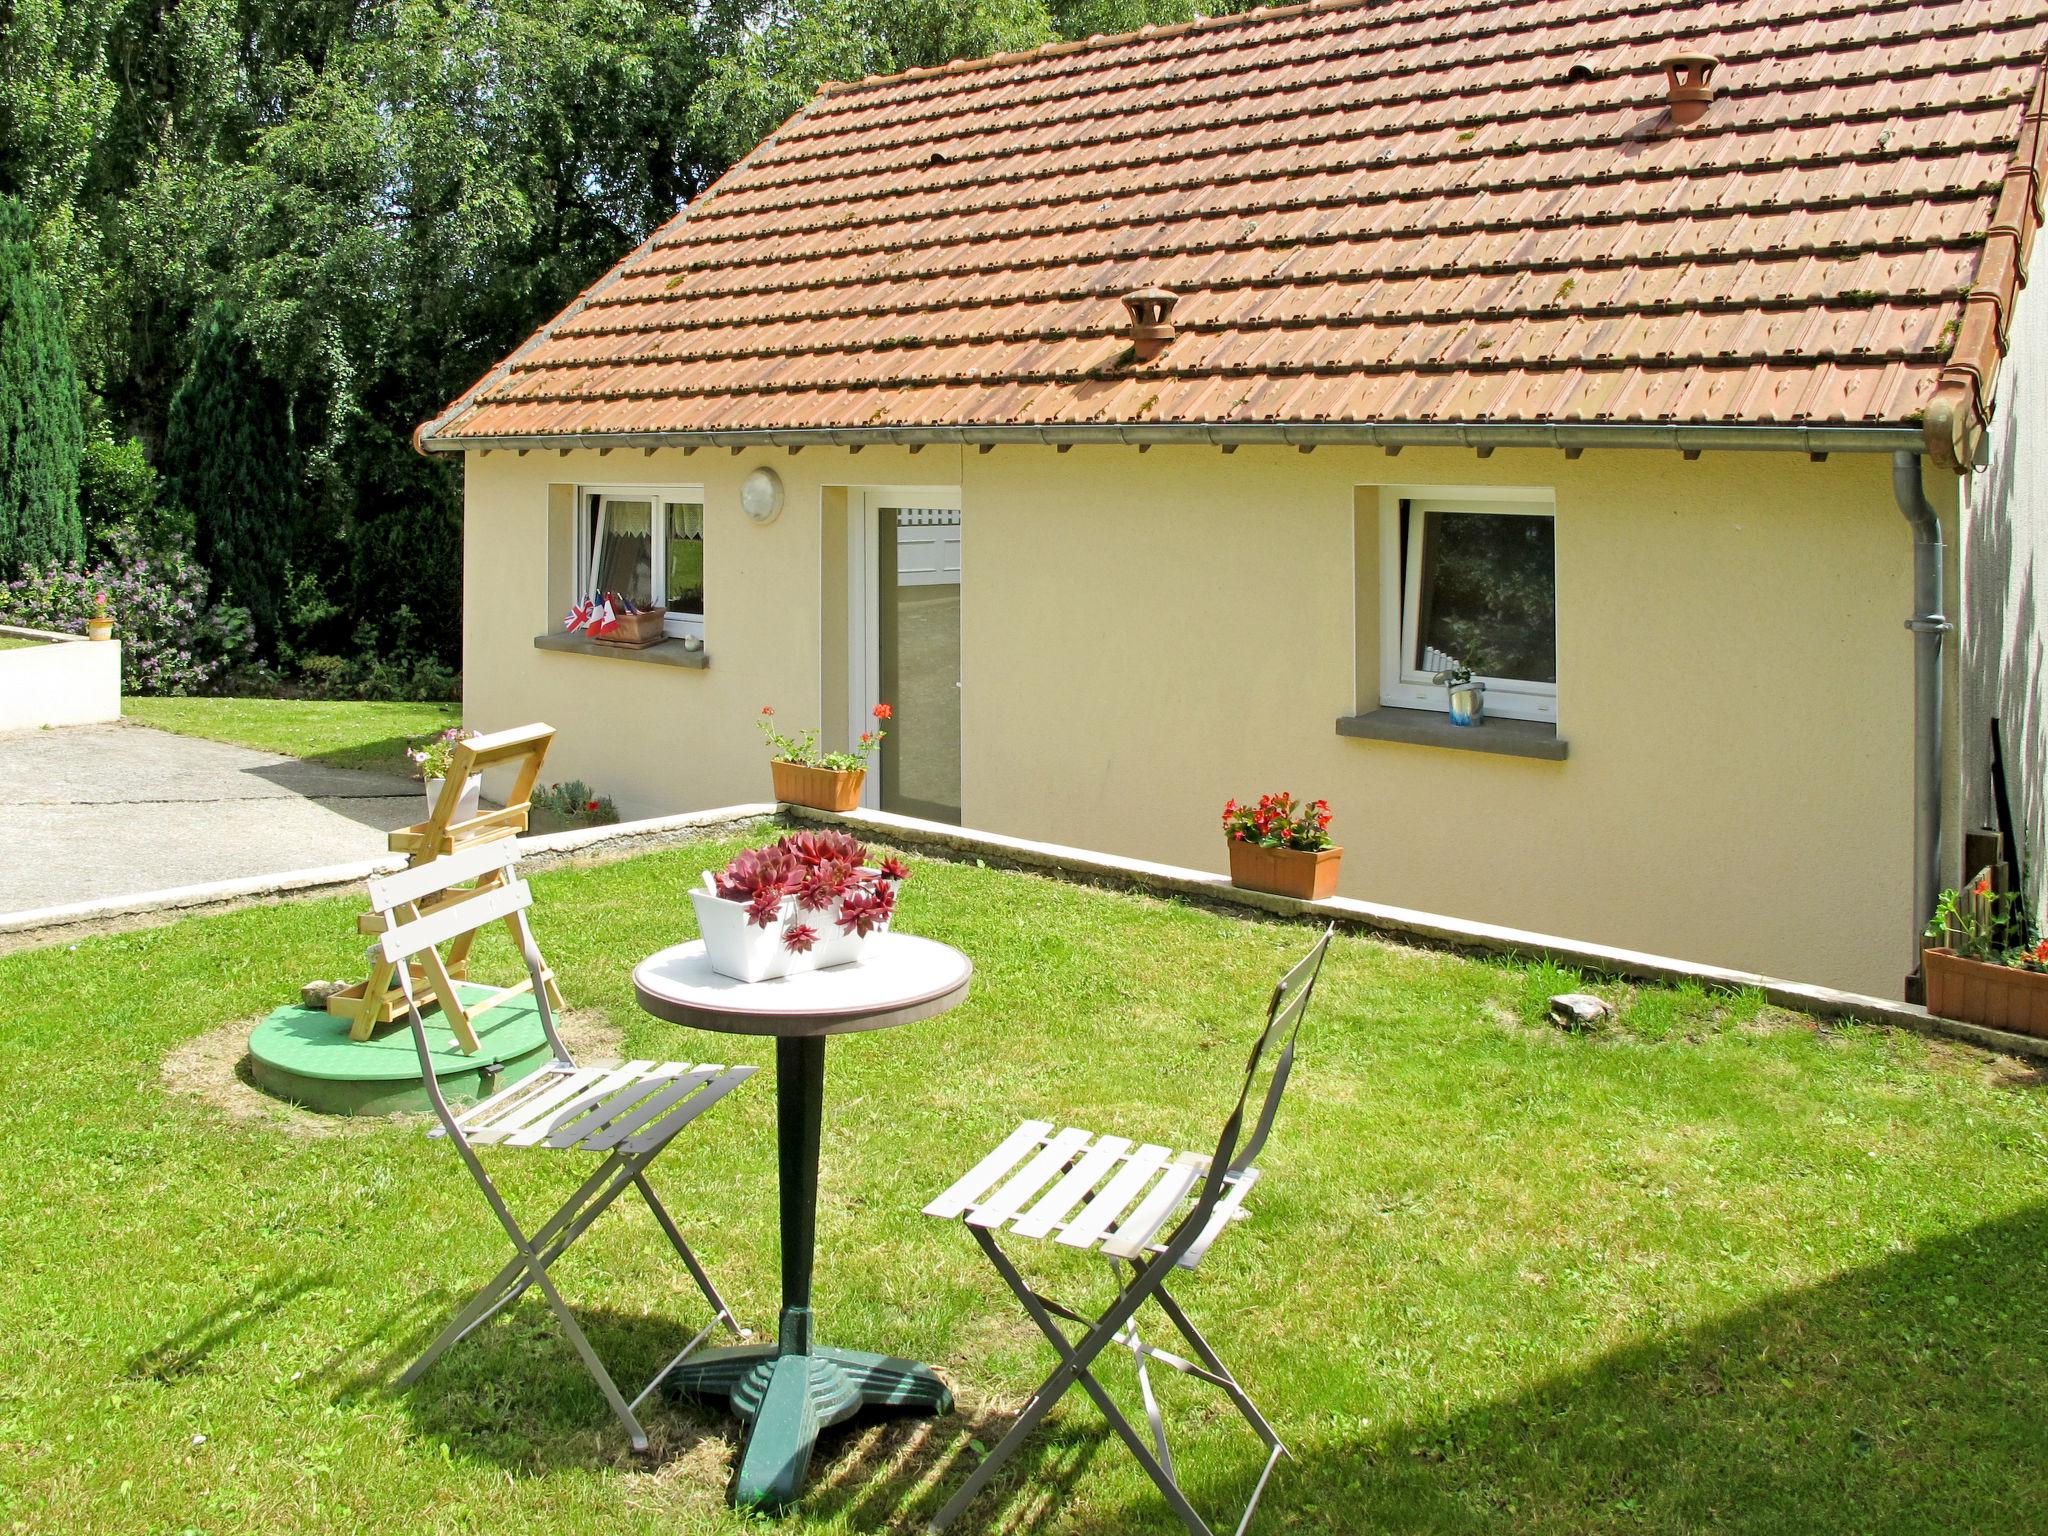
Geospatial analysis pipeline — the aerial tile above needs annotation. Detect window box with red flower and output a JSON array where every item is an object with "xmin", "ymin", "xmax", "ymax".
[
  {"xmin": 759, "ymin": 702, "xmax": 891, "ymax": 811},
  {"xmin": 1923, "ymin": 877, "xmax": 2048, "ymax": 1039},
  {"xmin": 688, "ymin": 830, "xmax": 909, "ymax": 981},
  {"xmin": 1222, "ymin": 792, "xmax": 1343, "ymax": 900}
]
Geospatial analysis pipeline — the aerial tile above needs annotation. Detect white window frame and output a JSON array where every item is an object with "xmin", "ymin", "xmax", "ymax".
[
  {"xmin": 575, "ymin": 485, "xmax": 706, "ymax": 641},
  {"xmin": 1377, "ymin": 484, "xmax": 1557, "ymax": 723}
]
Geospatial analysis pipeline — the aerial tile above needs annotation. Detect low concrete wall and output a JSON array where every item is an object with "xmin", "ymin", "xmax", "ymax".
[
  {"xmin": 0, "ymin": 626, "xmax": 120, "ymax": 730},
  {"xmin": 4, "ymin": 796, "xmax": 2041, "ymax": 1064}
]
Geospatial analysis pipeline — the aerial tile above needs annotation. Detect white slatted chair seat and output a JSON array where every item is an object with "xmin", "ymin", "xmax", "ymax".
[
  {"xmin": 924, "ymin": 1121, "xmax": 1258, "ymax": 1270},
  {"xmin": 441, "ymin": 1059, "xmax": 754, "ymax": 1155},
  {"xmin": 377, "ymin": 846, "xmax": 752, "ymax": 1454},
  {"xmin": 924, "ymin": 925, "xmax": 1335, "ymax": 1536}
]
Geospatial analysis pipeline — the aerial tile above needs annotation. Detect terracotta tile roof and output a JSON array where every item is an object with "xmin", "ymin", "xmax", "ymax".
[{"xmin": 420, "ymin": 0, "xmax": 2048, "ymax": 468}]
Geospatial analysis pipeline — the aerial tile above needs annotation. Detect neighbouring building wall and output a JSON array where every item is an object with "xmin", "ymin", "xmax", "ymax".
[
  {"xmin": 462, "ymin": 442, "xmax": 1917, "ymax": 997},
  {"xmin": 1958, "ymin": 268, "xmax": 2048, "ymax": 930}
]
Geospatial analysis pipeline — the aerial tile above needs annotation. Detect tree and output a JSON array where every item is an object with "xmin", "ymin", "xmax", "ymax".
[
  {"xmin": 0, "ymin": 198, "xmax": 85, "ymax": 571},
  {"xmin": 161, "ymin": 301, "xmax": 298, "ymax": 646}
]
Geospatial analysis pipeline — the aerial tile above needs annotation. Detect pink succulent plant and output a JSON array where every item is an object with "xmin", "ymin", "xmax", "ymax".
[{"xmin": 708, "ymin": 833, "xmax": 908, "ymax": 952}]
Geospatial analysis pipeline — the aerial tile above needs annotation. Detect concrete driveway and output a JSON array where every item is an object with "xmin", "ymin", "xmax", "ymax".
[{"xmin": 0, "ymin": 721, "xmax": 424, "ymax": 918}]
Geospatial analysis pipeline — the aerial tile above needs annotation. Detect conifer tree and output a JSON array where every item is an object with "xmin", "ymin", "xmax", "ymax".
[
  {"xmin": 161, "ymin": 303, "xmax": 298, "ymax": 647},
  {"xmin": 0, "ymin": 198, "xmax": 83, "ymax": 571}
]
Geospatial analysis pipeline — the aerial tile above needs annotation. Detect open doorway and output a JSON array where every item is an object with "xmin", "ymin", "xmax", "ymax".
[{"xmin": 846, "ymin": 488, "xmax": 962, "ymax": 824}]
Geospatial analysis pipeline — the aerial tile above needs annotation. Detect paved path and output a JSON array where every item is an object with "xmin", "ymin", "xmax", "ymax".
[{"xmin": 0, "ymin": 721, "xmax": 423, "ymax": 917}]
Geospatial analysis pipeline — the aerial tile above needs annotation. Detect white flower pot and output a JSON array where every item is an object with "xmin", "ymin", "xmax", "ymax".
[
  {"xmin": 689, "ymin": 874, "xmax": 895, "ymax": 983},
  {"xmin": 424, "ymin": 773, "xmax": 483, "ymax": 823}
]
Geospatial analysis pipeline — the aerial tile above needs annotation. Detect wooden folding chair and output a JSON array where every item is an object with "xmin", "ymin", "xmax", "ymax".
[
  {"xmin": 330, "ymin": 722, "xmax": 562, "ymax": 1044},
  {"xmin": 924, "ymin": 925, "xmax": 1335, "ymax": 1536},
  {"xmin": 380, "ymin": 843, "xmax": 755, "ymax": 1451}
]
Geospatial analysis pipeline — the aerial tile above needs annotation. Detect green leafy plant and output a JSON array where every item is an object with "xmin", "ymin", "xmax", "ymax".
[
  {"xmin": 757, "ymin": 701, "xmax": 891, "ymax": 771},
  {"xmin": 405, "ymin": 725, "xmax": 476, "ymax": 781},
  {"xmin": 1926, "ymin": 876, "xmax": 2048, "ymax": 969},
  {"xmin": 531, "ymin": 780, "xmax": 619, "ymax": 825},
  {"xmin": 1222, "ymin": 792, "xmax": 1335, "ymax": 851}
]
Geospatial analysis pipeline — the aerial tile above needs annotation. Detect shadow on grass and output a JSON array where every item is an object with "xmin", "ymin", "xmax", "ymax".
[
  {"xmin": 299, "ymin": 733, "xmax": 428, "ymax": 779},
  {"xmin": 806, "ymin": 1203, "xmax": 2048, "ymax": 1534},
  {"xmin": 1287, "ymin": 1201, "xmax": 2048, "ymax": 1534},
  {"xmin": 128, "ymin": 1270, "xmax": 335, "ymax": 1383},
  {"xmin": 321, "ymin": 1205, "xmax": 2048, "ymax": 1530},
  {"xmin": 356, "ymin": 1287, "xmax": 1115, "ymax": 1514}
]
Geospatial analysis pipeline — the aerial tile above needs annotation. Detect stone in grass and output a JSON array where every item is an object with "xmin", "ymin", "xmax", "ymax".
[
  {"xmin": 1548, "ymin": 992, "xmax": 1613, "ymax": 1031},
  {"xmin": 300, "ymin": 980, "xmax": 350, "ymax": 1009}
]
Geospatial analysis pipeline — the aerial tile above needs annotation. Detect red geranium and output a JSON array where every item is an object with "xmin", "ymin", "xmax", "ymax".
[{"xmin": 1221, "ymin": 791, "xmax": 1335, "ymax": 852}]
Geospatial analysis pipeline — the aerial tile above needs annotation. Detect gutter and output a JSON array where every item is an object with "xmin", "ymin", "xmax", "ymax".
[
  {"xmin": 415, "ymin": 420, "xmax": 1926, "ymax": 457},
  {"xmin": 1924, "ymin": 65, "xmax": 2048, "ymax": 472},
  {"xmin": 1894, "ymin": 450, "xmax": 1950, "ymax": 991}
]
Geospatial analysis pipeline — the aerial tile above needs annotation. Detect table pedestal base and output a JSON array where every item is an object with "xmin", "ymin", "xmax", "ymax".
[{"xmin": 668, "ymin": 1321, "xmax": 953, "ymax": 1511}]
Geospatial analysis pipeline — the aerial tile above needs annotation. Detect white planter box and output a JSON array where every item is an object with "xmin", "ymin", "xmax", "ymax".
[
  {"xmin": 424, "ymin": 773, "xmax": 483, "ymax": 823},
  {"xmin": 689, "ymin": 875, "xmax": 894, "ymax": 982}
]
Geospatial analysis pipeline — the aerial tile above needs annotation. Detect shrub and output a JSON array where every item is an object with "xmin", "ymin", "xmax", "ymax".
[
  {"xmin": 0, "ymin": 522, "xmax": 256, "ymax": 694},
  {"xmin": 288, "ymin": 648, "xmax": 459, "ymax": 702},
  {"xmin": 0, "ymin": 198, "xmax": 83, "ymax": 571},
  {"xmin": 161, "ymin": 302, "xmax": 299, "ymax": 648},
  {"xmin": 78, "ymin": 430, "xmax": 181, "ymax": 561}
]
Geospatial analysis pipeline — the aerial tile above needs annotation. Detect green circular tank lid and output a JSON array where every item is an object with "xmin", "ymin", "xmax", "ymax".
[{"xmin": 248, "ymin": 983, "xmax": 555, "ymax": 1117}]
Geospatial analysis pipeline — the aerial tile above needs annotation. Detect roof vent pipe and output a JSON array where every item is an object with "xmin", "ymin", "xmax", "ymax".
[
  {"xmin": 1662, "ymin": 53, "xmax": 1718, "ymax": 125},
  {"xmin": 1122, "ymin": 287, "xmax": 1178, "ymax": 362}
]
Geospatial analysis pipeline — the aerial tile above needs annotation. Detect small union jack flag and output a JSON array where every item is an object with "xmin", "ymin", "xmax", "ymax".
[{"xmin": 562, "ymin": 595, "xmax": 594, "ymax": 633}]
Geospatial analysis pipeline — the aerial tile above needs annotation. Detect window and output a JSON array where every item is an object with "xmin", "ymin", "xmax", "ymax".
[
  {"xmin": 1380, "ymin": 490, "xmax": 1557, "ymax": 722},
  {"xmin": 578, "ymin": 487, "xmax": 706, "ymax": 639}
]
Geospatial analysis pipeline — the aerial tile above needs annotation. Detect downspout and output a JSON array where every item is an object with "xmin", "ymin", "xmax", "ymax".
[{"xmin": 1893, "ymin": 450, "xmax": 1950, "ymax": 987}]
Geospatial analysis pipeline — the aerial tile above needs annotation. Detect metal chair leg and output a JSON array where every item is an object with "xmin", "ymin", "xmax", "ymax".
[
  {"xmin": 929, "ymin": 1230, "xmax": 1216, "ymax": 1536},
  {"xmin": 403, "ymin": 1152, "xmax": 641, "ymax": 1387},
  {"xmin": 1148, "ymin": 1273, "xmax": 1286, "ymax": 1455},
  {"xmin": 401, "ymin": 1146, "xmax": 737, "ymax": 1454},
  {"xmin": 522, "ymin": 1253, "xmax": 652, "ymax": 1451},
  {"xmin": 634, "ymin": 1173, "xmax": 745, "ymax": 1337}
]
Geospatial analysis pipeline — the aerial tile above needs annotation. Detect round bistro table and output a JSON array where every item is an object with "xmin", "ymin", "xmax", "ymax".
[{"xmin": 632, "ymin": 931, "xmax": 972, "ymax": 1513}]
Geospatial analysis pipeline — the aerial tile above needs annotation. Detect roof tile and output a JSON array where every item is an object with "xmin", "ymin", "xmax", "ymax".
[{"xmin": 425, "ymin": 0, "xmax": 2048, "ymax": 448}]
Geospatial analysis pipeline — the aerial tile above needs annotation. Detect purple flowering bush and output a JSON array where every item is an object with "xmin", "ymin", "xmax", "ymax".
[{"xmin": 1, "ymin": 525, "xmax": 256, "ymax": 694}]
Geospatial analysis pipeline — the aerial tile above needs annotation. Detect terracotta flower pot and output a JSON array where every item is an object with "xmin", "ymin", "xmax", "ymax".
[
  {"xmin": 771, "ymin": 758, "xmax": 865, "ymax": 813},
  {"xmin": 1923, "ymin": 947, "xmax": 2048, "ymax": 1039},
  {"xmin": 1226, "ymin": 838, "xmax": 1343, "ymax": 900},
  {"xmin": 86, "ymin": 616, "xmax": 114, "ymax": 642}
]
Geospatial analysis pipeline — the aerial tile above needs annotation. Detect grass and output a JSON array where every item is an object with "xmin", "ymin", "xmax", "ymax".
[
  {"xmin": 2, "ymin": 836, "xmax": 2046, "ymax": 1534},
  {"xmin": 0, "ymin": 634, "xmax": 47, "ymax": 650},
  {"xmin": 123, "ymin": 696, "xmax": 462, "ymax": 775}
]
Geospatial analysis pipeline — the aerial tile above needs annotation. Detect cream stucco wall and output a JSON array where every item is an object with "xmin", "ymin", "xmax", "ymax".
[{"xmin": 462, "ymin": 442, "xmax": 1918, "ymax": 997}]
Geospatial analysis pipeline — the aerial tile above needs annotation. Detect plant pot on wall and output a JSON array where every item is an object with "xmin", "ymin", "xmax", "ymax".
[
  {"xmin": 1226, "ymin": 839, "xmax": 1344, "ymax": 901},
  {"xmin": 1923, "ymin": 947, "xmax": 2048, "ymax": 1039},
  {"xmin": 771, "ymin": 758, "xmax": 865, "ymax": 813},
  {"xmin": 425, "ymin": 773, "xmax": 484, "ymax": 824}
]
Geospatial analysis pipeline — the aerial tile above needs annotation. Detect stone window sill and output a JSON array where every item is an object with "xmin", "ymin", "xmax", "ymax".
[
  {"xmin": 1335, "ymin": 706, "xmax": 1566, "ymax": 760},
  {"xmin": 532, "ymin": 632, "xmax": 709, "ymax": 669}
]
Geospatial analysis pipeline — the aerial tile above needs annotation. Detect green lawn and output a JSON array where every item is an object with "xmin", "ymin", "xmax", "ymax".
[
  {"xmin": 0, "ymin": 634, "xmax": 47, "ymax": 650},
  {"xmin": 124, "ymin": 696, "xmax": 462, "ymax": 776},
  {"xmin": 2, "ymin": 835, "xmax": 2045, "ymax": 1534}
]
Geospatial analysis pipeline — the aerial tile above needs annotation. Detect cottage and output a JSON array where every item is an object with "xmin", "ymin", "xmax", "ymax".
[{"xmin": 418, "ymin": 0, "xmax": 2048, "ymax": 1001}]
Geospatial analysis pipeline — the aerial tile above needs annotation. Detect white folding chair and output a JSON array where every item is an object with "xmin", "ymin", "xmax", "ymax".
[
  {"xmin": 380, "ymin": 842, "xmax": 755, "ymax": 1451},
  {"xmin": 924, "ymin": 924, "xmax": 1335, "ymax": 1536}
]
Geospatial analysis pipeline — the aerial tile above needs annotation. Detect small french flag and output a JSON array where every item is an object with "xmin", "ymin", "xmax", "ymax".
[{"xmin": 590, "ymin": 595, "xmax": 619, "ymax": 636}]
